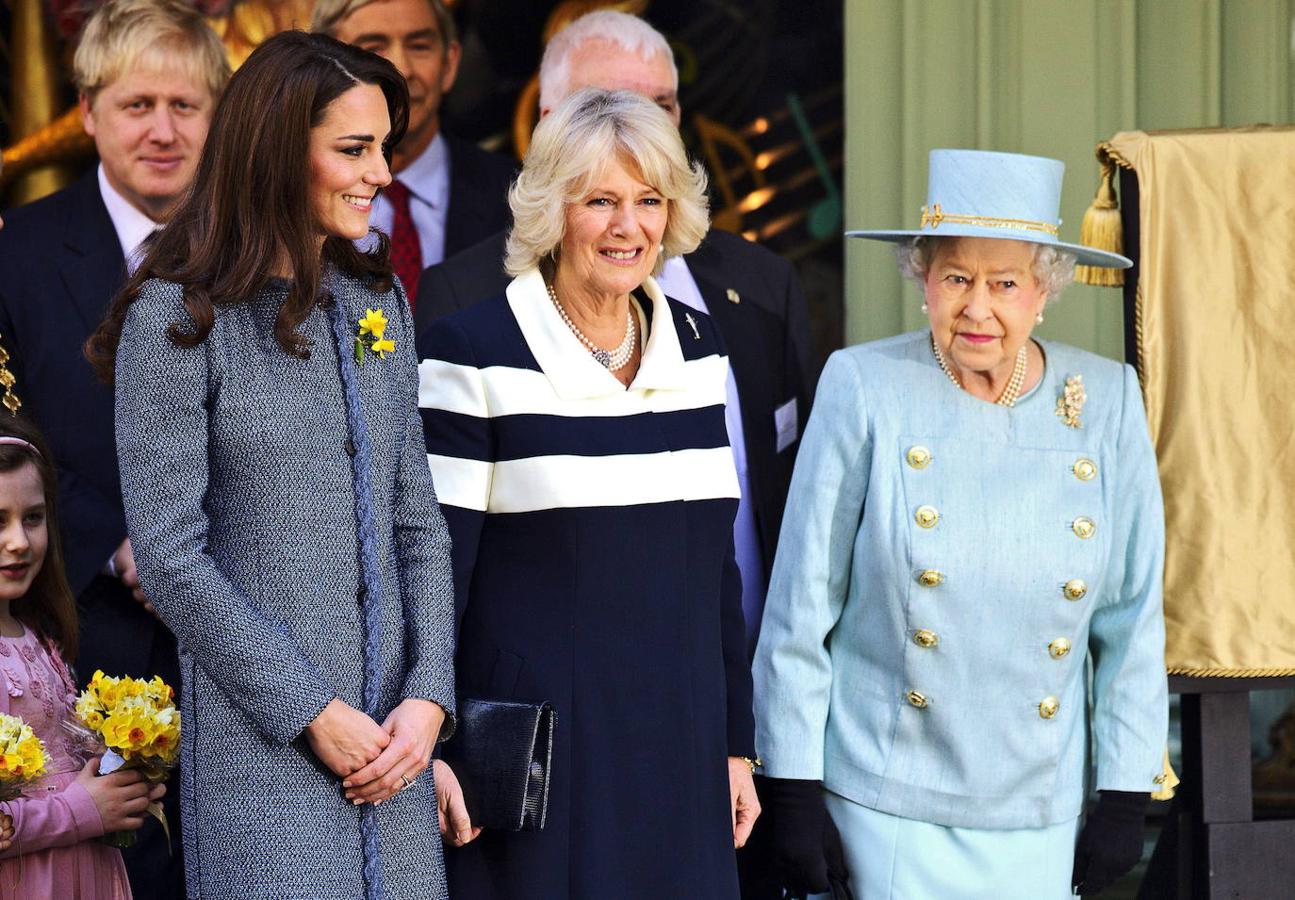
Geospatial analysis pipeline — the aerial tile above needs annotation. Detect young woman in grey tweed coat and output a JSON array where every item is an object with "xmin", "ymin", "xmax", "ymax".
[{"xmin": 87, "ymin": 33, "xmax": 456, "ymax": 900}]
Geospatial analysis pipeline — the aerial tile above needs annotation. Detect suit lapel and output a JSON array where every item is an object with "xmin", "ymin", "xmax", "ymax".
[
  {"xmin": 58, "ymin": 176, "xmax": 127, "ymax": 334},
  {"xmin": 684, "ymin": 237, "xmax": 761, "ymax": 396}
]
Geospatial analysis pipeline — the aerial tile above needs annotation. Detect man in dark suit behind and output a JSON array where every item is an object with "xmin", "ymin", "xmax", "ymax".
[
  {"xmin": 0, "ymin": 1, "xmax": 229, "ymax": 895},
  {"xmin": 314, "ymin": 0, "xmax": 515, "ymax": 314},
  {"xmin": 415, "ymin": 12, "xmax": 822, "ymax": 899}
]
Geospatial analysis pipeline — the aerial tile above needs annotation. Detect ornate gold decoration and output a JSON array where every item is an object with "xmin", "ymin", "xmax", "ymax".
[
  {"xmin": 1055, "ymin": 375, "xmax": 1086, "ymax": 429},
  {"xmin": 919, "ymin": 202, "xmax": 1060, "ymax": 237},
  {"xmin": 0, "ymin": 339, "xmax": 22, "ymax": 415}
]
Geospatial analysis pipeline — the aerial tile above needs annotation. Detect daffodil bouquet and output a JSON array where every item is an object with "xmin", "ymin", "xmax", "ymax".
[
  {"xmin": 0, "ymin": 712, "xmax": 47, "ymax": 801},
  {"xmin": 66, "ymin": 670, "xmax": 180, "ymax": 848},
  {"xmin": 354, "ymin": 308, "xmax": 396, "ymax": 365}
]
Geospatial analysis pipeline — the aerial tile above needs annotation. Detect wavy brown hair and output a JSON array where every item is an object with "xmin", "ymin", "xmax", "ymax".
[
  {"xmin": 0, "ymin": 417, "xmax": 78, "ymax": 660},
  {"xmin": 86, "ymin": 31, "xmax": 409, "ymax": 383}
]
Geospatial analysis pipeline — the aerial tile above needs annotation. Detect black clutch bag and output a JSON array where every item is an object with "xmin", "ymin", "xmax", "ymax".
[{"xmin": 441, "ymin": 698, "xmax": 555, "ymax": 832}]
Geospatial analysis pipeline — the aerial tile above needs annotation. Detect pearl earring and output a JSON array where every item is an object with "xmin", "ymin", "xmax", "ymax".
[
  {"xmin": 921, "ymin": 303, "xmax": 929, "ymax": 314},
  {"xmin": 1036, "ymin": 312, "xmax": 1044, "ymax": 324}
]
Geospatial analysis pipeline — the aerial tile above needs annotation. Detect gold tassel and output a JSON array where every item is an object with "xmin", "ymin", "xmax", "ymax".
[
  {"xmin": 1151, "ymin": 747, "xmax": 1180, "ymax": 801},
  {"xmin": 1074, "ymin": 149, "xmax": 1125, "ymax": 288}
]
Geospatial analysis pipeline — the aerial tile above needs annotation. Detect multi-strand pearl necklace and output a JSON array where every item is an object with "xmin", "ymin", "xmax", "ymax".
[
  {"xmin": 930, "ymin": 333, "xmax": 1028, "ymax": 407},
  {"xmin": 547, "ymin": 282, "xmax": 637, "ymax": 372}
]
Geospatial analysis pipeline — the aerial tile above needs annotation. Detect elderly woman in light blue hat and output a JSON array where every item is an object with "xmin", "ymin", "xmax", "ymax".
[{"xmin": 752, "ymin": 149, "xmax": 1168, "ymax": 899}]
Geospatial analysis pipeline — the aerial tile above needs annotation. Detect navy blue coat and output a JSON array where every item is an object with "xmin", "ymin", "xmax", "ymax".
[{"xmin": 419, "ymin": 270, "xmax": 753, "ymax": 899}]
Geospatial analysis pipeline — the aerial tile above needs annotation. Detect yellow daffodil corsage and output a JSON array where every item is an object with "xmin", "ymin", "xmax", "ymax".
[{"xmin": 354, "ymin": 308, "xmax": 396, "ymax": 365}]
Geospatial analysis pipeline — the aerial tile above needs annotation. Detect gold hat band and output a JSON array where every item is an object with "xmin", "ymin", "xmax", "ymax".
[{"xmin": 919, "ymin": 203, "xmax": 1060, "ymax": 237}]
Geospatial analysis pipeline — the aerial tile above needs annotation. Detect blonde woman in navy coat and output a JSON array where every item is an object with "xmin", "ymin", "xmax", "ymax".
[
  {"xmin": 419, "ymin": 88, "xmax": 760, "ymax": 898},
  {"xmin": 753, "ymin": 150, "xmax": 1168, "ymax": 899}
]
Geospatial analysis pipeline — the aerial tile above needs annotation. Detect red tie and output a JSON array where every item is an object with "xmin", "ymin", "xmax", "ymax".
[{"xmin": 384, "ymin": 179, "xmax": 421, "ymax": 310}]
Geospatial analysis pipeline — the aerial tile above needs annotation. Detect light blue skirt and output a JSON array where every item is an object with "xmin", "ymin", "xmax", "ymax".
[{"xmin": 813, "ymin": 791, "xmax": 1080, "ymax": 900}]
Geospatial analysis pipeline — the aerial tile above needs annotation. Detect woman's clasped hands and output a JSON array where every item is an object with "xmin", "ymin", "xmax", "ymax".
[{"xmin": 307, "ymin": 697, "xmax": 451, "ymax": 806}]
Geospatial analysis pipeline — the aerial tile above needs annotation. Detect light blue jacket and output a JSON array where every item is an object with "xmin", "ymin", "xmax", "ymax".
[{"xmin": 753, "ymin": 331, "xmax": 1167, "ymax": 828}]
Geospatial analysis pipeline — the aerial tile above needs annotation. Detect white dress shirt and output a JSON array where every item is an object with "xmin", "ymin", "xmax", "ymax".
[
  {"xmin": 656, "ymin": 255, "xmax": 767, "ymax": 652},
  {"xmin": 97, "ymin": 164, "xmax": 159, "ymax": 274},
  {"xmin": 368, "ymin": 132, "xmax": 450, "ymax": 267}
]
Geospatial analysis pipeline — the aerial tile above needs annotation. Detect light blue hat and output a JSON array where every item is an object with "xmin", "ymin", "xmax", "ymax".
[{"xmin": 846, "ymin": 149, "xmax": 1132, "ymax": 269}]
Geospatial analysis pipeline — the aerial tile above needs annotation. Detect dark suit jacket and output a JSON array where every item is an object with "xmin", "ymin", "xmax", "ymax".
[
  {"xmin": 0, "ymin": 172, "xmax": 185, "ymax": 898},
  {"xmin": 415, "ymin": 228, "xmax": 815, "ymax": 589},
  {"xmin": 0, "ymin": 173, "xmax": 175, "ymax": 680},
  {"xmin": 438, "ymin": 134, "xmax": 514, "ymax": 279}
]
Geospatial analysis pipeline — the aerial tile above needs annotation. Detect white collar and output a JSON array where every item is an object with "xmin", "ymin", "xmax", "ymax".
[
  {"xmin": 394, "ymin": 132, "xmax": 449, "ymax": 209},
  {"xmin": 507, "ymin": 268, "xmax": 691, "ymax": 400},
  {"xmin": 97, "ymin": 164, "xmax": 160, "ymax": 262}
]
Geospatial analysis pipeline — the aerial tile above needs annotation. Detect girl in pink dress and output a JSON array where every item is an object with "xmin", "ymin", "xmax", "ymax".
[{"xmin": 0, "ymin": 418, "xmax": 164, "ymax": 898}]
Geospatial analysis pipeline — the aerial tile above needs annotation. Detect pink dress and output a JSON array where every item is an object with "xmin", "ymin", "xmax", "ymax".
[{"xmin": 0, "ymin": 626, "xmax": 130, "ymax": 899}]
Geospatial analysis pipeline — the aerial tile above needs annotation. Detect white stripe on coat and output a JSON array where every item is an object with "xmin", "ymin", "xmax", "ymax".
[
  {"xmin": 429, "ymin": 446, "xmax": 740, "ymax": 514},
  {"xmin": 418, "ymin": 355, "xmax": 730, "ymax": 419}
]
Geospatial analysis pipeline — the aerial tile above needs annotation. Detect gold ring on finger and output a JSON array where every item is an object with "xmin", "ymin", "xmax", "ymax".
[{"xmin": 400, "ymin": 774, "xmax": 412, "ymax": 790}]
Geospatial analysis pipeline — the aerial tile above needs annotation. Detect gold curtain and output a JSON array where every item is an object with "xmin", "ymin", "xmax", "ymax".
[{"xmin": 1106, "ymin": 126, "xmax": 1295, "ymax": 676}]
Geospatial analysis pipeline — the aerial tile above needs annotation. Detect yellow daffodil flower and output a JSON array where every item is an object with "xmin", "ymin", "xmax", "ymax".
[
  {"xmin": 357, "ymin": 308, "xmax": 387, "ymax": 340},
  {"xmin": 371, "ymin": 338, "xmax": 396, "ymax": 358}
]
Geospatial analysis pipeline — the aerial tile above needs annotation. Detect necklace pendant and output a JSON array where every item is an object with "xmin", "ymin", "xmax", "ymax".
[{"xmin": 593, "ymin": 349, "xmax": 612, "ymax": 368}]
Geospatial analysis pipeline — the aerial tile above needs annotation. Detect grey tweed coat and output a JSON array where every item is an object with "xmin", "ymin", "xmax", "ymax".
[{"xmin": 115, "ymin": 272, "xmax": 456, "ymax": 900}]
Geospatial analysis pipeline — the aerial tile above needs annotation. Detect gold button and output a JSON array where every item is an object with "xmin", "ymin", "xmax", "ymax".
[
  {"xmin": 1153, "ymin": 774, "xmax": 1167, "ymax": 785},
  {"xmin": 1048, "ymin": 638, "xmax": 1071, "ymax": 659},
  {"xmin": 917, "ymin": 569, "xmax": 945, "ymax": 587},
  {"xmin": 1073, "ymin": 458, "xmax": 1097, "ymax": 481},
  {"xmin": 913, "ymin": 629, "xmax": 939, "ymax": 648},
  {"xmin": 906, "ymin": 690, "xmax": 929, "ymax": 709},
  {"xmin": 1063, "ymin": 579, "xmax": 1087, "ymax": 601},
  {"xmin": 1038, "ymin": 696, "xmax": 1060, "ymax": 719},
  {"xmin": 906, "ymin": 445, "xmax": 931, "ymax": 469},
  {"xmin": 915, "ymin": 505, "xmax": 940, "ymax": 529},
  {"xmin": 1072, "ymin": 516, "xmax": 1096, "ymax": 539}
]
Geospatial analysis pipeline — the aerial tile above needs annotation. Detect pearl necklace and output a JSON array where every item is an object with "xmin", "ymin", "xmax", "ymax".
[
  {"xmin": 930, "ymin": 333, "xmax": 1029, "ymax": 407},
  {"xmin": 547, "ymin": 282, "xmax": 637, "ymax": 372}
]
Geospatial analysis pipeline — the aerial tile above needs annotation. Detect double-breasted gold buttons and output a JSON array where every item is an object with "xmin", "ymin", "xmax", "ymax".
[
  {"xmin": 917, "ymin": 569, "xmax": 945, "ymax": 587},
  {"xmin": 915, "ymin": 506, "xmax": 940, "ymax": 528},
  {"xmin": 1063, "ymin": 579, "xmax": 1087, "ymax": 601},
  {"xmin": 1072, "ymin": 516, "xmax": 1096, "ymax": 539},
  {"xmin": 906, "ymin": 690, "xmax": 929, "ymax": 709},
  {"xmin": 1038, "ymin": 696, "xmax": 1060, "ymax": 719},
  {"xmin": 1048, "ymin": 638, "xmax": 1072, "ymax": 659},
  {"xmin": 907, "ymin": 446, "xmax": 931, "ymax": 469},
  {"xmin": 913, "ymin": 629, "xmax": 939, "ymax": 648},
  {"xmin": 1073, "ymin": 458, "xmax": 1097, "ymax": 481}
]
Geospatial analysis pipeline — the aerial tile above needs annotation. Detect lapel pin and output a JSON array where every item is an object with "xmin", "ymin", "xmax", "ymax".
[
  {"xmin": 684, "ymin": 312, "xmax": 701, "ymax": 340},
  {"xmin": 726, "ymin": 288, "xmax": 741, "ymax": 304}
]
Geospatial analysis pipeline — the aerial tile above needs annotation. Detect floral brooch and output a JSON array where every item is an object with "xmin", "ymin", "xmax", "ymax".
[
  {"xmin": 354, "ymin": 308, "xmax": 395, "ymax": 366},
  {"xmin": 1055, "ymin": 374, "xmax": 1086, "ymax": 429}
]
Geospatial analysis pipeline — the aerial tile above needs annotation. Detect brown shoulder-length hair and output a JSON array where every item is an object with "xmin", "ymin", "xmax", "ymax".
[
  {"xmin": 86, "ymin": 31, "xmax": 409, "ymax": 383},
  {"xmin": 0, "ymin": 417, "xmax": 78, "ymax": 660}
]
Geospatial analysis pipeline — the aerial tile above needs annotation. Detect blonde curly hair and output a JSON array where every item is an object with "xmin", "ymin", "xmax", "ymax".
[{"xmin": 504, "ymin": 88, "xmax": 708, "ymax": 279}]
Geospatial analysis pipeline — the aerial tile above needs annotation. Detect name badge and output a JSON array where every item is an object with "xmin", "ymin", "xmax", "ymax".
[{"xmin": 774, "ymin": 398, "xmax": 798, "ymax": 453}]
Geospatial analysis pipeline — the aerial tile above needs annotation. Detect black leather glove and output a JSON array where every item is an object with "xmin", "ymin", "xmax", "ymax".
[
  {"xmin": 823, "ymin": 813, "xmax": 856, "ymax": 900},
  {"xmin": 1071, "ymin": 790, "xmax": 1150, "ymax": 896},
  {"xmin": 760, "ymin": 776, "xmax": 832, "ymax": 897}
]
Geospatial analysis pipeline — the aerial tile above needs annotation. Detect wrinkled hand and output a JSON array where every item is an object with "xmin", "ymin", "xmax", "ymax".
[
  {"xmin": 1072, "ymin": 791, "xmax": 1150, "ymax": 896},
  {"xmin": 728, "ymin": 758, "xmax": 761, "ymax": 848},
  {"xmin": 762, "ymin": 776, "xmax": 832, "ymax": 896},
  {"xmin": 432, "ymin": 759, "xmax": 481, "ymax": 847},
  {"xmin": 0, "ymin": 811, "xmax": 12, "ymax": 851},
  {"xmin": 111, "ymin": 538, "xmax": 154, "ymax": 616},
  {"xmin": 305, "ymin": 699, "xmax": 390, "ymax": 780},
  {"xmin": 343, "ymin": 699, "xmax": 446, "ymax": 805},
  {"xmin": 75, "ymin": 757, "xmax": 167, "ymax": 833}
]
